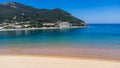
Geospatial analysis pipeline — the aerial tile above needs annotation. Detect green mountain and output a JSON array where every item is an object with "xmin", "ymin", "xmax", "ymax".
[{"xmin": 0, "ymin": 2, "xmax": 85, "ymax": 26}]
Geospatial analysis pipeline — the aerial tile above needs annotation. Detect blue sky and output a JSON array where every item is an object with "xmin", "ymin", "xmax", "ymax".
[{"xmin": 0, "ymin": 0, "xmax": 120, "ymax": 23}]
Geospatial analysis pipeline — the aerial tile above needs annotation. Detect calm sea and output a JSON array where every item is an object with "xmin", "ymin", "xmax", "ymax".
[{"xmin": 0, "ymin": 24, "xmax": 120, "ymax": 48}]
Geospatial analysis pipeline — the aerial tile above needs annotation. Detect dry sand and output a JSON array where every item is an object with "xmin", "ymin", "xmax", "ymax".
[{"xmin": 0, "ymin": 55, "xmax": 120, "ymax": 68}]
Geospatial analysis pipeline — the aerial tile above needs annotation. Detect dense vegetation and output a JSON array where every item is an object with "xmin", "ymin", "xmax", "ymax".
[{"xmin": 0, "ymin": 2, "xmax": 85, "ymax": 26}]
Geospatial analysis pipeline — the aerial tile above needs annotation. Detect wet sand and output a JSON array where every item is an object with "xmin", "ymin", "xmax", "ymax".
[{"xmin": 0, "ymin": 47, "xmax": 120, "ymax": 60}]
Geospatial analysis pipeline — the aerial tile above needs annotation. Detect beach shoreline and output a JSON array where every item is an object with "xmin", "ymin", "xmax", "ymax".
[
  {"xmin": 0, "ymin": 46, "xmax": 120, "ymax": 60},
  {"xmin": 0, "ymin": 46, "xmax": 120, "ymax": 68}
]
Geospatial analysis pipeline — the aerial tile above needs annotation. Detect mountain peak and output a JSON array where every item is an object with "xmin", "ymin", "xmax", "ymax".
[
  {"xmin": 3, "ymin": 2, "xmax": 20, "ymax": 8},
  {"xmin": 3, "ymin": 2, "xmax": 18, "ymax": 5},
  {"xmin": 54, "ymin": 8, "xmax": 62, "ymax": 10},
  {"xmin": 53, "ymin": 8, "xmax": 65, "ymax": 11}
]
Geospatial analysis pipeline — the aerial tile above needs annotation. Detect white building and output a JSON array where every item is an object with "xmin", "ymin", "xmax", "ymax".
[
  {"xmin": 8, "ymin": 24, "xmax": 16, "ymax": 27},
  {"xmin": 15, "ymin": 25, "xmax": 22, "ymax": 29},
  {"xmin": 58, "ymin": 22, "xmax": 70, "ymax": 28},
  {"xmin": 42, "ymin": 23, "xmax": 55, "ymax": 27},
  {"xmin": 24, "ymin": 24, "xmax": 30, "ymax": 28},
  {"xmin": 0, "ymin": 27, "xmax": 3, "ymax": 29}
]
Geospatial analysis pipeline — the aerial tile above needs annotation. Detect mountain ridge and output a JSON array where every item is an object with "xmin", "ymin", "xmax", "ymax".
[{"xmin": 0, "ymin": 2, "xmax": 86, "ymax": 26}]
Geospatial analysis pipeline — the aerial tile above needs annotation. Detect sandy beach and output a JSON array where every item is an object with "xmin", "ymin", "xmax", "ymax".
[
  {"xmin": 0, "ymin": 47, "xmax": 120, "ymax": 68},
  {"xmin": 0, "ymin": 55, "xmax": 120, "ymax": 68}
]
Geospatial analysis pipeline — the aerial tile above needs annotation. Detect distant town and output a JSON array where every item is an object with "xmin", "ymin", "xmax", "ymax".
[{"xmin": 0, "ymin": 21, "xmax": 86, "ymax": 30}]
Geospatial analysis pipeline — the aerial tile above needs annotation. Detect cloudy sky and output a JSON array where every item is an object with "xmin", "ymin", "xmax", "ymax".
[{"xmin": 0, "ymin": 0, "xmax": 120, "ymax": 23}]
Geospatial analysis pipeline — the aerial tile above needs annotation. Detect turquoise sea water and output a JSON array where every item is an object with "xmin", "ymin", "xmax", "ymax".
[{"xmin": 0, "ymin": 24, "xmax": 120, "ymax": 48}]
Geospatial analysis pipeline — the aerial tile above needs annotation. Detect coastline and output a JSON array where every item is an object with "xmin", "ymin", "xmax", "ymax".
[
  {"xmin": 0, "ymin": 46, "xmax": 120, "ymax": 68},
  {"xmin": 0, "ymin": 24, "xmax": 120, "ymax": 68},
  {"xmin": 0, "ymin": 26, "xmax": 87, "ymax": 31},
  {"xmin": 0, "ymin": 46, "xmax": 120, "ymax": 60}
]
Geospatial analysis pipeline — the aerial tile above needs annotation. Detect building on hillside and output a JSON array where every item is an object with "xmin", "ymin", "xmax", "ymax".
[
  {"xmin": 24, "ymin": 24, "xmax": 31, "ymax": 28},
  {"xmin": 42, "ymin": 23, "xmax": 55, "ymax": 27},
  {"xmin": 8, "ymin": 24, "xmax": 16, "ymax": 27},
  {"xmin": 15, "ymin": 25, "xmax": 22, "ymax": 29},
  {"xmin": 58, "ymin": 22, "xmax": 70, "ymax": 28},
  {"xmin": 2, "ymin": 22, "xmax": 7, "ymax": 26},
  {"xmin": 0, "ymin": 27, "xmax": 3, "ymax": 29},
  {"xmin": 0, "ymin": 24, "xmax": 3, "ymax": 29}
]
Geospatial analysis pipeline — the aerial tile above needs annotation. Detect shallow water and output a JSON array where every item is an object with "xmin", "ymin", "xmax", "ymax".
[{"xmin": 0, "ymin": 24, "xmax": 120, "ymax": 48}]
